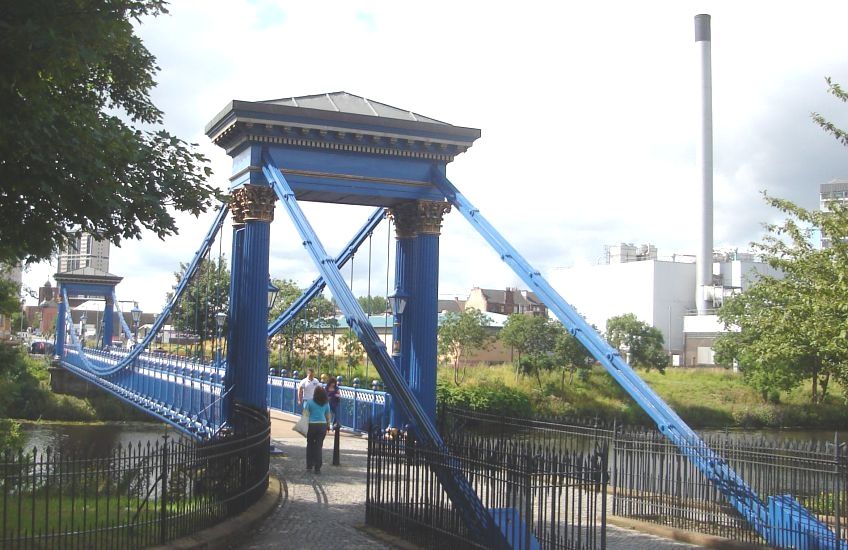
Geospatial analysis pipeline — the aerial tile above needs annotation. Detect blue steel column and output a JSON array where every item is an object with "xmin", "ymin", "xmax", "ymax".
[
  {"xmin": 103, "ymin": 295, "xmax": 114, "ymax": 348},
  {"xmin": 409, "ymin": 201, "xmax": 451, "ymax": 424},
  {"xmin": 55, "ymin": 288, "xmax": 66, "ymax": 356},
  {"xmin": 388, "ymin": 202, "xmax": 417, "ymax": 428},
  {"xmin": 227, "ymin": 185, "xmax": 276, "ymax": 425},
  {"xmin": 224, "ymin": 205, "xmax": 245, "ymax": 426}
]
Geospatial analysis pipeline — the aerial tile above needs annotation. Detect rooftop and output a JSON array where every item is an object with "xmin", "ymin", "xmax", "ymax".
[{"xmin": 260, "ymin": 92, "xmax": 446, "ymax": 125}]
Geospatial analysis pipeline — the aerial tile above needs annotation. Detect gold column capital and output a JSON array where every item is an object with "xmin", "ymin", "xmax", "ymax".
[
  {"xmin": 416, "ymin": 200, "xmax": 451, "ymax": 235},
  {"xmin": 232, "ymin": 185, "xmax": 276, "ymax": 223},
  {"xmin": 388, "ymin": 201, "xmax": 419, "ymax": 239},
  {"xmin": 230, "ymin": 192, "xmax": 246, "ymax": 226}
]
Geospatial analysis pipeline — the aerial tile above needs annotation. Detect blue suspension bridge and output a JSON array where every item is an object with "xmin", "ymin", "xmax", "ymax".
[{"xmin": 51, "ymin": 92, "xmax": 839, "ymax": 549}]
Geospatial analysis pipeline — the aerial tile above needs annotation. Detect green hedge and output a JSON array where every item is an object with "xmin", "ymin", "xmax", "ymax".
[{"xmin": 436, "ymin": 380, "xmax": 531, "ymax": 417}]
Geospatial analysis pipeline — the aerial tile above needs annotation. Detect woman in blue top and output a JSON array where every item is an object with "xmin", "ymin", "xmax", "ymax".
[{"xmin": 304, "ymin": 385, "xmax": 331, "ymax": 473}]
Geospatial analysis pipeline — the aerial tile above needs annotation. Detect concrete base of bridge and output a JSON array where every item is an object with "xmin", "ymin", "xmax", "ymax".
[{"xmin": 48, "ymin": 361, "xmax": 96, "ymax": 398}]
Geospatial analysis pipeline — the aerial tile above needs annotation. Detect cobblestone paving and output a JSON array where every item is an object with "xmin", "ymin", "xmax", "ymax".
[
  {"xmin": 234, "ymin": 418, "xmax": 700, "ymax": 549},
  {"xmin": 234, "ymin": 431, "xmax": 392, "ymax": 549}
]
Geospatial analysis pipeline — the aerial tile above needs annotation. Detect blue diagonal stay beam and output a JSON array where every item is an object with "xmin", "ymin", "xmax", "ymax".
[
  {"xmin": 262, "ymin": 158, "xmax": 510, "ymax": 549},
  {"xmin": 431, "ymin": 169, "xmax": 847, "ymax": 548},
  {"xmin": 267, "ymin": 207, "xmax": 385, "ymax": 338}
]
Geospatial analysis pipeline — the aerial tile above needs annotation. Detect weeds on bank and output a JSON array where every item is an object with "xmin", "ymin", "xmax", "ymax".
[{"xmin": 434, "ymin": 363, "xmax": 848, "ymax": 429}]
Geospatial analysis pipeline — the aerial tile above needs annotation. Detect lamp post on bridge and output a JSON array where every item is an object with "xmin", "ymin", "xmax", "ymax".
[
  {"xmin": 267, "ymin": 279, "xmax": 280, "ymax": 311},
  {"xmin": 131, "ymin": 303, "xmax": 141, "ymax": 348},
  {"xmin": 389, "ymin": 291, "xmax": 408, "ymax": 355},
  {"xmin": 267, "ymin": 278, "xmax": 283, "ymax": 455},
  {"xmin": 267, "ymin": 279, "xmax": 279, "ymax": 374},
  {"xmin": 80, "ymin": 313, "xmax": 87, "ymax": 347},
  {"xmin": 215, "ymin": 310, "xmax": 226, "ymax": 365},
  {"xmin": 153, "ymin": 313, "xmax": 160, "ymax": 347}
]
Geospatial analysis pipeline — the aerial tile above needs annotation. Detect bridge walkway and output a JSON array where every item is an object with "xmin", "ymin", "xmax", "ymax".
[{"xmin": 233, "ymin": 412, "xmax": 698, "ymax": 550}]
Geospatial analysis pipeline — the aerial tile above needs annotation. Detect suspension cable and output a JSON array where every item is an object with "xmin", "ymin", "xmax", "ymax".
[
  {"xmin": 365, "ymin": 231, "xmax": 373, "ymax": 383},
  {"xmin": 384, "ymin": 215, "xmax": 391, "ymax": 350}
]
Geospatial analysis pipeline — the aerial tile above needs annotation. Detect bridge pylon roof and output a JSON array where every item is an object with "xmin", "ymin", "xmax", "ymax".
[{"xmin": 205, "ymin": 91, "xmax": 480, "ymax": 206}]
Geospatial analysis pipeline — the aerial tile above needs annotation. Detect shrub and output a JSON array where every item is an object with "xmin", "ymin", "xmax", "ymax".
[{"xmin": 437, "ymin": 380, "xmax": 531, "ymax": 417}]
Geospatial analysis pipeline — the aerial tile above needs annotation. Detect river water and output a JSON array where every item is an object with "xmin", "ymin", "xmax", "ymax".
[{"xmin": 19, "ymin": 421, "xmax": 173, "ymax": 456}]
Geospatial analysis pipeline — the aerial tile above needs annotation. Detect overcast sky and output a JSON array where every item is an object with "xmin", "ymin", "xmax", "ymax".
[{"xmin": 22, "ymin": 1, "xmax": 848, "ymax": 313}]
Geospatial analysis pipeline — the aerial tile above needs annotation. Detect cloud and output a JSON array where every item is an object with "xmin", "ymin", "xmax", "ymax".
[{"xmin": 22, "ymin": 0, "xmax": 848, "ymax": 314}]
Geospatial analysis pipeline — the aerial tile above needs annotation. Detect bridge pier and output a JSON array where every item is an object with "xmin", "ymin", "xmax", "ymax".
[
  {"xmin": 388, "ymin": 203, "xmax": 416, "ymax": 429},
  {"xmin": 49, "ymin": 361, "xmax": 95, "ymax": 397},
  {"xmin": 410, "ymin": 201, "xmax": 450, "ymax": 424},
  {"xmin": 387, "ymin": 200, "xmax": 449, "ymax": 427},
  {"xmin": 55, "ymin": 295, "xmax": 66, "ymax": 357},
  {"xmin": 102, "ymin": 296, "xmax": 114, "ymax": 348},
  {"xmin": 225, "ymin": 184, "xmax": 277, "ymax": 434}
]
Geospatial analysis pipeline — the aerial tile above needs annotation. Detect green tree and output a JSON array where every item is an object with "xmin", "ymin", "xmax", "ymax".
[
  {"xmin": 357, "ymin": 295, "xmax": 388, "ymax": 315},
  {"xmin": 268, "ymin": 279, "xmax": 335, "ymax": 369},
  {"xmin": 551, "ymin": 322, "xmax": 595, "ymax": 389},
  {"xmin": 500, "ymin": 314, "xmax": 533, "ymax": 379},
  {"xmin": 605, "ymin": 313, "xmax": 667, "ymax": 373},
  {"xmin": 269, "ymin": 279, "xmax": 306, "ymax": 369},
  {"xmin": 500, "ymin": 314, "xmax": 558, "ymax": 389},
  {"xmin": 338, "ymin": 329, "xmax": 364, "ymax": 380},
  {"xmin": 714, "ymin": 78, "xmax": 848, "ymax": 403},
  {"xmin": 166, "ymin": 257, "xmax": 230, "ymax": 346},
  {"xmin": 715, "ymin": 196, "xmax": 848, "ymax": 403},
  {"xmin": 438, "ymin": 308, "xmax": 493, "ymax": 385},
  {"xmin": 0, "ymin": 1, "xmax": 219, "ymax": 266},
  {"xmin": 0, "ymin": 279, "xmax": 21, "ymax": 317}
]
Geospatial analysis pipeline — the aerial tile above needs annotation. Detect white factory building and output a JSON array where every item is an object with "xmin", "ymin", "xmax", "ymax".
[{"xmin": 547, "ymin": 243, "xmax": 780, "ymax": 367}]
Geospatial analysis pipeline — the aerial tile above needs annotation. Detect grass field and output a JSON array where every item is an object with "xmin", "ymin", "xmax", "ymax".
[{"xmin": 436, "ymin": 363, "xmax": 848, "ymax": 429}]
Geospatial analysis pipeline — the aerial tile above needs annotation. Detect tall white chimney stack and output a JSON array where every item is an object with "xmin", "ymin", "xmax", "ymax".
[{"xmin": 694, "ymin": 14, "xmax": 713, "ymax": 315}]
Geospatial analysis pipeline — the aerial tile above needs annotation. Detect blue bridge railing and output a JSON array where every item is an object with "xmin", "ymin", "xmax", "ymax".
[
  {"xmin": 266, "ymin": 376, "xmax": 392, "ymax": 433},
  {"xmin": 62, "ymin": 347, "xmax": 226, "ymax": 438}
]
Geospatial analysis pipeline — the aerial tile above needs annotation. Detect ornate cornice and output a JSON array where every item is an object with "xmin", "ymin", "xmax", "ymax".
[
  {"xmin": 232, "ymin": 185, "xmax": 276, "ymax": 223},
  {"xmin": 416, "ymin": 201, "xmax": 451, "ymax": 235},
  {"xmin": 388, "ymin": 202, "xmax": 419, "ymax": 239},
  {"xmin": 214, "ymin": 122, "xmax": 465, "ymax": 161}
]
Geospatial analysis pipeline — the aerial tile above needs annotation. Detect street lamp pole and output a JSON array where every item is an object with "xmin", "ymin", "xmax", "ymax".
[
  {"xmin": 153, "ymin": 313, "xmax": 160, "ymax": 346},
  {"xmin": 80, "ymin": 313, "xmax": 87, "ymax": 348},
  {"xmin": 215, "ymin": 310, "xmax": 226, "ymax": 365},
  {"xmin": 131, "ymin": 303, "xmax": 142, "ymax": 348}
]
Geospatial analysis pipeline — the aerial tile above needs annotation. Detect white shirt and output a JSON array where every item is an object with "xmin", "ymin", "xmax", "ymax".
[{"xmin": 298, "ymin": 376, "xmax": 320, "ymax": 402}]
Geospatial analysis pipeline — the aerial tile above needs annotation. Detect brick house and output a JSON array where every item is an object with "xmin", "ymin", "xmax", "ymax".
[{"xmin": 464, "ymin": 287, "xmax": 547, "ymax": 317}]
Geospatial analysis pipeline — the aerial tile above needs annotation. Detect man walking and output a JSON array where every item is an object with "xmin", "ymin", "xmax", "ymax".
[{"xmin": 297, "ymin": 368, "xmax": 321, "ymax": 405}]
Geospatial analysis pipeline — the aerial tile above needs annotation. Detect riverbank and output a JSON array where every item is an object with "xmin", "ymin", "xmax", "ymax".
[
  {"xmin": 0, "ymin": 344, "xmax": 151, "ymax": 447},
  {"xmin": 437, "ymin": 364, "xmax": 848, "ymax": 430}
]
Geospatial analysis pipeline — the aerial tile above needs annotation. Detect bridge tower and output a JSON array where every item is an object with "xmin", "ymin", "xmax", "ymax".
[
  {"xmin": 54, "ymin": 268, "xmax": 123, "ymax": 355},
  {"xmin": 206, "ymin": 92, "xmax": 480, "ymax": 430}
]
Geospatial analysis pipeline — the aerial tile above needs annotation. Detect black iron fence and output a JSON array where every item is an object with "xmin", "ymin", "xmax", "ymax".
[
  {"xmin": 0, "ymin": 419, "xmax": 269, "ymax": 549},
  {"xmin": 610, "ymin": 429, "xmax": 848, "ymax": 546},
  {"xmin": 440, "ymin": 406, "xmax": 848, "ymax": 547},
  {"xmin": 366, "ymin": 418, "xmax": 609, "ymax": 549}
]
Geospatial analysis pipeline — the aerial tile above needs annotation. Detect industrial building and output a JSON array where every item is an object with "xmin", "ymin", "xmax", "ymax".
[{"xmin": 547, "ymin": 245, "xmax": 780, "ymax": 366}]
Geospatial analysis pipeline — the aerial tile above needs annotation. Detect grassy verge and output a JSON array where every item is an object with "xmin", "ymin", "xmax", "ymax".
[
  {"xmin": 437, "ymin": 363, "xmax": 848, "ymax": 429},
  {"xmin": 0, "ymin": 343, "xmax": 152, "ymax": 428}
]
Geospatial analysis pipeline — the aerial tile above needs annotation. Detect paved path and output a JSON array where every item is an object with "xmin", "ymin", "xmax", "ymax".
[{"xmin": 234, "ymin": 414, "xmax": 699, "ymax": 549}]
